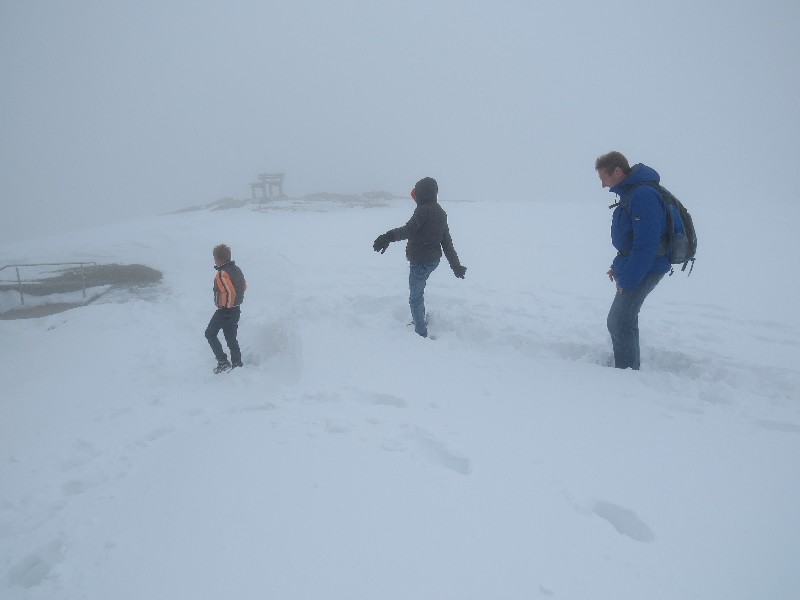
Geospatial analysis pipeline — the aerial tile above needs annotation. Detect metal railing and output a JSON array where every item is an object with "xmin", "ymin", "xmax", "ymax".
[{"xmin": 0, "ymin": 262, "xmax": 97, "ymax": 306}]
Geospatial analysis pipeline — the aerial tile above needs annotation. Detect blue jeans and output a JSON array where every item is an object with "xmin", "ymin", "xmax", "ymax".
[
  {"xmin": 205, "ymin": 306, "xmax": 242, "ymax": 365},
  {"xmin": 607, "ymin": 272, "xmax": 664, "ymax": 370},
  {"xmin": 409, "ymin": 260, "xmax": 439, "ymax": 337}
]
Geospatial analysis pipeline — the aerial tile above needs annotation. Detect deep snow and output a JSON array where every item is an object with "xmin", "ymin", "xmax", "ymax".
[{"xmin": 1, "ymin": 194, "xmax": 799, "ymax": 599}]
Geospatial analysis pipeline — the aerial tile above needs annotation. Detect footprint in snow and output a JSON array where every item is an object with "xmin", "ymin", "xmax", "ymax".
[
  {"xmin": 753, "ymin": 419, "xmax": 800, "ymax": 434},
  {"xmin": 593, "ymin": 500, "xmax": 655, "ymax": 542},
  {"xmin": 7, "ymin": 539, "xmax": 64, "ymax": 588},
  {"xmin": 143, "ymin": 426, "xmax": 175, "ymax": 442},
  {"xmin": 406, "ymin": 426, "xmax": 472, "ymax": 475},
  {"xmin": 360, "ymin": 391, "xmax": 407, "ymax": 408},
  {"xmin": 59, "ymin": 439, "xmax": 101, "ymax": 471}
]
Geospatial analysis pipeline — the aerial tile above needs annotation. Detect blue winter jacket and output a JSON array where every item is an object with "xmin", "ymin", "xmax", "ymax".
[{"xmin": 609, "ymin": 164, "xmax": 671, "ymax": 290}]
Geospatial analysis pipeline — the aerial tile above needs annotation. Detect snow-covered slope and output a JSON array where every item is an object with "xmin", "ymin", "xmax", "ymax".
[{"xmin": 2, "ymin": 196, "xmax": 798, "ymax": 599}]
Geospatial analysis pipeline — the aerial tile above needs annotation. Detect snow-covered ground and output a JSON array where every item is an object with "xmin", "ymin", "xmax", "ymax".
[{"xmin": 2, "ymin": 194, "xmax": 799, "ymax": 599}]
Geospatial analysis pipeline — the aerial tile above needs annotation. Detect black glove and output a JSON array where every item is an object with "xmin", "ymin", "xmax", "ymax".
[
  {"xmin": 452, "ymin": 265, "xmax": 467, "ymax": 279},
  {"xmin": 373, "ymin": 233, "xmax": 391, "ymax": 254}
]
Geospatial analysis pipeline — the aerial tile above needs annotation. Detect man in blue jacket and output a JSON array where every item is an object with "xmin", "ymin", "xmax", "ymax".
[{"xmin": 596, "ymin": 151, "xmax": 670, "ymax": 370}]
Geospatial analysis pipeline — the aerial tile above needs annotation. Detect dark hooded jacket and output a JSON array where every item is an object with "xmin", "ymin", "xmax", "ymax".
[
  {"xmin": 609, "ymin": 164, "xmax": 671, "ymax": 289},
  {"xmin": 388, "ymin": 177, "xmax": 462, "ymax": 270}
]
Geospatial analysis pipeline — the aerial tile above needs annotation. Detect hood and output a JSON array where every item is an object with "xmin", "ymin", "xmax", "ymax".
[
  {"xmin": 414, "ymin": 177, "xmax": 438, "ymax": 204},
  {"xmin": 610, "ymin": 163, "xmax": 660, "ymax": 196}
]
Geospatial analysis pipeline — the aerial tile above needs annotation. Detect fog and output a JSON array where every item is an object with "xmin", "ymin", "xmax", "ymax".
[{"xmin": 2, "ymin": 0, "xmax": 798, "ymax": 243}]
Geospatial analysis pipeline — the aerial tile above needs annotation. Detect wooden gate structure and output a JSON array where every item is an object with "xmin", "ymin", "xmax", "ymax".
[{"xmin": 249, "ymin": 173, "xmax": 285, "ymax": 200}]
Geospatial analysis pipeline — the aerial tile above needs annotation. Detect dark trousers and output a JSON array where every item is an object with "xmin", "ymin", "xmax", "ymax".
[
  {"xmin": 607, "ymin": 272, "xmax": 664, "ymax": 370},
  {"xmin": 409, "ymin": 260, "xmax": 440, "ymax": 337},
  {"xmin": 205, "ymin": 306, "xmax": 241, "ymax": 364}
]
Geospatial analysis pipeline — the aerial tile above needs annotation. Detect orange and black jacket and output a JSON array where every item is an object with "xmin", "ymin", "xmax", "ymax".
[{"xmin": 213, "ymin": 261, "xmax": 247, "ymax": 308}]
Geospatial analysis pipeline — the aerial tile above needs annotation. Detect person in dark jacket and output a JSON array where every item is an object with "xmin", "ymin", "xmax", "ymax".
[
  {"xmin": 596, "ymin": 151, "xmax": 670, "ymax": 370},
  {"xmin": 373, "ymin": 177, "xmax": 466, "ymax": 338},
  {"xmin": 205, "ymin": 243, "xmax": 247, "ymax": 373}
]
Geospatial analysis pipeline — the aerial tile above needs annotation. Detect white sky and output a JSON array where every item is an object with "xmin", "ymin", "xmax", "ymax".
[{"xmin": 1, "ymin": 0, "xmax": 799, "ymax": 242}]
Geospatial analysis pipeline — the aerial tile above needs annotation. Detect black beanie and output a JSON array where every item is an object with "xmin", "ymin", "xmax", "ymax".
[{"xmin": 414, "ymin": 177, "xmax": 438, "ymax": 202}]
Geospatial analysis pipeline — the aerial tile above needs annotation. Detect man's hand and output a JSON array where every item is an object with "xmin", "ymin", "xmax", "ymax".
[
  {"xmin": 373, "ymin": 234, "xmax": 391, "ymax": 254},
  {"xmin": 452, "ymin": 265, "xmax": 467, "ymax": 279},
  {"xmin": 607, "ymin": 269, "xmax": 623, "ymax": 293}
]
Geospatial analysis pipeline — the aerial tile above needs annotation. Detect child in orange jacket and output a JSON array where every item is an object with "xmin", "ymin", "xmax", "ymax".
[{"xmin": 205, "ymin": 244, "xmax": 247, "ymax": 373}]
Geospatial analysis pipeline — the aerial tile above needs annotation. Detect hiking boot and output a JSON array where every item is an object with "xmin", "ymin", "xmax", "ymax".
[
  {"xmin": 213, "ymin": 359, "xmax": 232, "ymax": 374},
  {"xmin": 232, "ymin": 361, "xmax": 243, "ymax": 369}
]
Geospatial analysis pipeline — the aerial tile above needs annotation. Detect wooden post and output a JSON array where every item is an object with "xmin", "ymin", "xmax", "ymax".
[{"xmin": 16, "ymin": 266, "xmax": 24, "ymax": 305}]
